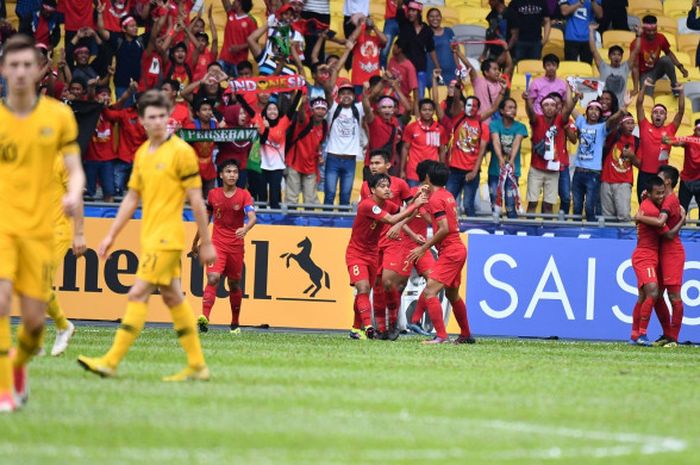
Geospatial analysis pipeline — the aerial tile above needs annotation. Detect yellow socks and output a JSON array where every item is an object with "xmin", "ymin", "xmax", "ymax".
[
  {"xmin": 14, "ymin": 324, "xmax": 44, "ymax": 368},
  {"xmin": 170, "ymin": 300, "xmax": 206, "ymax": 368},
  {"xmin": 0, "ymin": 317, "xmax": 11, "ymax": 393},
  {"xmin": 104, "ymin": 301, "xmax": 148, "ymax": 368},
  {"xmin": 46, "ymin": 292, "xmax": 69, "ymax": 331}
]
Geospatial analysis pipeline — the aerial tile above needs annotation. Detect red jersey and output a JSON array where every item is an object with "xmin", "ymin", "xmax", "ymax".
[
  {"xmin": 286, "ymin": 119, "xmax": 326, "ymax": 175},
  {"xmin": 139, "ymin": 51, "xmax": 163, "ymax": 92},
  {"xmin": 388, "ymin": 57, "xmax": 418, "ymax": 102},
  {"xmin": 601, "ymin": 133, "xmax": 637, "ymax": 184},
  {"xmin": 681, "ymin": 140, "xmax": 700, "ymax": 181},
  {"xmin": 446, "ymin": 113, "xmax": 489, "ymax": 171},
  {"xmin": 660, "ymin": 192, "xmax": 683, "ymax": 254},
  {"xmin": 360, "ymin": 175, "xmax": 411, "ymax": 248},
  {"xmin": 103, "ymin": 0, "xmax": 130, "ymax": 32},
  {"xmin": 402, "ymin": 120, "xmax": 447, "ymax": 181},
  {"xmin": 34, "ymin": 17, "xmax": 50, "ymax": 45},
  {"xmin": 102, "ymin": 106, "xmax": 147, "ymax": 163},
  {"xmin": 352, "ymin": 26, "xmax": 382, "ymax": 86},
  {"xmin": 405, "ymin": 185, "xmax": 429, "ymax": 241},
  {"xmin": 638, "ymin": 119, "xmax": 676, "ymax": 174},
  {"xmin": 367, "ymin": 115, "xmax": 401, "ymax": 166},
  {"xmin": 346, "ymin": 197, "xmax": 391, "ymax": 259},
  {"xmin": 385, "ymin": 0, "xmax": 398, "ymax": 18},
  {"xmin": 86, "ymin": 114, "xmax": 117, "ymax": 162},
  {"xmin": 167, "ymin": 63, "xmax": 191, "ymax": 88},
  {"xmin": 531, "ymin": 114, "xmax": 566, "ymax": 172},
  {"xmin": 636, "ymin": 198, "xmax": 668, "ymax": 251},
  {"xmin": 428, "ymin": 188, "xmax": 464, "ymax": 253},
  {"xmin": 207, "ymin": 187, "xmax": 254, "ymax": 252},
  {"xmin": 185, "ymin": 119, "xmax": 218, "ymax": 181},
  {"xmin": 58, "ymin": 0, "xmax": 94, "ymax": 31},
  {"xmin": 220, "ymin": 13, "xmax": 257, "ymax": 64},
  {"xmin": 168, "ymin": 102, "xmax": 190, "ymax": 135},
  {"xmin": 632, "ymin": 33, "xmax": 671, "ymax": 74}
]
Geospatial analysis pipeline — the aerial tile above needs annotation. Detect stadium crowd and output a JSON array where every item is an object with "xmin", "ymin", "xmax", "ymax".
[{"xmin": 0, "ymin": 0, "xmax": 699, "ymax": 221}]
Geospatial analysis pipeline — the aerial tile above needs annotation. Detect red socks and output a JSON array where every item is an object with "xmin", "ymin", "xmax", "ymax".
[
  {"xmin": 668, "ymin": 286, "xmax": 683, "ymax": 341},
  {"xmin": 202, "ymin": 284, "xmax": 216, "ymax": 319},
  {"xmin": 372, "ymin": 284, "xmax": 386, "ymax": 332},
  {"xmin": 352, "ymin": 298, "xmax": 362, "ymax": 330},
  {"xmin": 386, "ymin": 288, "xmax": 400, "ymax": 327},
  {"xmin": 412, "ymin": 294, "xmax": 426, "ymax": 324},
  {"xmin": 356, "ymin": 293, "xmax": 373, "ymax": 328},
  {"xmin": 425, "ymin": 296, "xmax": 447, "ymax": 339},
  {"xmin": 653, "ymin": 296, "xmax": 672, "ymax": 338},
  {"xmin": 229, "ymin": 289, "xmax": 242, "ymax": 327},
  {"xmin": 630, "ymin": 301, "xmax": 641, "ymax": 340},
  {"xmin": 638, "ymin": 296, "xmax": 655, "ymax": 336},
  {"xmin": 450, "ymin": 298, "xmax": 471, "ymax": 338}
]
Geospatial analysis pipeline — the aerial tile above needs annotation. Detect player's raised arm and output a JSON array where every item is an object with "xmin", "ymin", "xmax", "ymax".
[{"xmin": 187, "ymin": 188, "xmax": 217, "ymax": 266}]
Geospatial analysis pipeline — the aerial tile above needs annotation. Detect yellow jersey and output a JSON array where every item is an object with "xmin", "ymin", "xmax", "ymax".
[
  {"xmin": 0, "ymin": 96, "xmax": 79, "ymax": 239},
  {"xmin": 52, "ymin": 155, "xmax": 72, "ymax": 239},
  {"xmin": 128, "ymin": 135, "xmax": 201, "ymax": 251}
]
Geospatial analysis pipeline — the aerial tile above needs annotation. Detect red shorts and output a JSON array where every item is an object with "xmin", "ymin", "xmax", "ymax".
[
  {"xmin": 382, "ymin": 240, "xmax": 411, "ymax": 276},
  {"xmin": 208, "ymin": 247, "xmax": 244, "ymax": 280},
  {"xmin": 430, "ymin": 244, "xmax": 467, "ymax": 289},
  {"xmin": 414, "ymin": 250, "xmax": 435, "ymax": 277},
  {"xmin": 660, "ymin": 249, "xmax": 685, "ymax": 287},
  {"xmin": 346, "ymin": 252, "xmax": 378, "ymax": 286},
  {"xmin": 632, "ymin": 249, "xmax": 658, "ymax": 287}
]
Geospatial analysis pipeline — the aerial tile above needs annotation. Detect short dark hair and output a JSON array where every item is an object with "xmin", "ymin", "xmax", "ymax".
[
  {"xmin": 172, "ymin": 41, "xmax": 187, "ymax": 52},
  {"xmin": 499, "ymin": 97, "xmax": 516, "ymax": 110},
  {"xmin": 608, "ymin": 45, "xmax": 624, "ymax": 56},
  {"xmin": 240, "ymin": 0, "xmax": 253, "ymax": 13},
  {"xmin": 368, "ymin": 75, "xmax": 382, "ymax": 88},
  {"xmin": 480, "ymin": 58, "xmax": 497, "ymax": 74},
  {"xmin": 695, "ymin": 118, "xmax": 700, "ymax": 126},
  {"xmin": 325, "ymin": 54, "xmax": 340, "ymax": 64},
  {"xmin": 137, "ymin": 90, "xmax": 172, "ymax": 117},
  {"xmin": 0, "ymin": 34, "xmax": 39, "ymax": 64},
  {"xmin": 542, "ymin": 53, "xmax": 559, "ymax": 67},
  {"xmin": 218, "ymin": 158, "xmax": 240, "ymax": 173},
  {"xmin": 416, "ymin": 160, "xmax": 437, "ymax": 183},
  {"xmin": 237, "ymin": 60, "xmax": 253, "ymax": 73},
  {"xmin": 369, "ymin": 149, "xmax": 391, "ymax": 164},
  {"xmin": 646, "ymin": 175, "xmax": 665, "ymax": 192},
  {"xmin": 368, "ymin": 172, "xmax": 391, "ymax": 189},
  {"xmin": 160, "ymin": 78, "xmax": 180, "ymax": 91},
  {"xmin": 466, "ymin": 95, "xmax": 481, "ymax": 109},
  {"xmin": 418, "ymin": 98, "xmax": 435, "ymax": 110},
  {"xmin": 658, "ymin": 165, "xmax": 680, "ymax": 188},
  {"xmin": 194, "ymin": 98, "xmax": 213, "ymax": 113},
  {"xmin": 69, "ymin": 77, "xmax": 87, "ymax": 91},
  {"xmin": 545, "ymin": 91, "xmax": 563, "ymax": 103},
  {"xmin": 642, "ymin": 15, "xmax": 657, "ymax": 25},
  {"xmin": 428, "ymin": 162, "xmax": 450, "ymax": 187}
]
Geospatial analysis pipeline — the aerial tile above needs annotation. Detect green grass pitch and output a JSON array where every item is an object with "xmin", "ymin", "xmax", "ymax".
[{"xmin": 2, "ymin": 325, "xmax": 700, "ymax": 465}]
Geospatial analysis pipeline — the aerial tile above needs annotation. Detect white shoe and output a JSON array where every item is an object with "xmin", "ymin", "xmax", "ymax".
[{"xmin": 51, "ymin": 321, "xmax": 75, "ymax": 356}]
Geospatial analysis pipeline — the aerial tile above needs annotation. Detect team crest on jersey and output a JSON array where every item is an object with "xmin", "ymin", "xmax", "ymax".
[
  {"xmin": 372, "ymin": 205, "xmax": 382, "ymax": 215},
  {"xmin": 233, "ymin": 204, "xmax": 241, "ymax": 211},
  {"xmin": 156, "ymin": 163, "xmax": 165, "ymax": 170},
  {"xmin": 39, "ymin": 127, "xmax": 53, "ymax": 137}
]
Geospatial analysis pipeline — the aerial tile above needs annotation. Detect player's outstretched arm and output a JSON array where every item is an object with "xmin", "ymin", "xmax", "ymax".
[
  {"xmin": 187, "ymin": 188, "xmax": 217, "ymax": 266},
  {"xmin": 63, "ymin": 154, "xmax": 86, "ymax": 218},
  {"xmin": 98, "ymin": 190, "xmax": 140, "ymax": 259}
]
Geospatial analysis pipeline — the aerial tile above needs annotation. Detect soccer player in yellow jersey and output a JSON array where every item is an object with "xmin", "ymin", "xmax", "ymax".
[
  {"xmin": 78, "ymin": 90, "xmax": 216, "ymax": 382},
  {"xmin": 44, "ymin": 156, "xmax": 87, "ymax": 356},
  {"xmin": 0, "ymin": 35, "xmax": 85, "ymax": 413}
]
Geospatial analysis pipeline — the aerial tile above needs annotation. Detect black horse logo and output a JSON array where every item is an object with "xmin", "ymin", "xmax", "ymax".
[{"xmin": 279, "ymin": 237, "xmax": 330, "ymax": 298}]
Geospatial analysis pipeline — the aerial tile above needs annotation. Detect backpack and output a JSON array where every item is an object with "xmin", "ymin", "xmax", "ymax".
[
  {"xmin": 285, "ymin": 115, "xmax": 328, "ymax": 166},
  {"xmin": 329, "ymin": 103, "xmax": 361, "ymax": 130}
]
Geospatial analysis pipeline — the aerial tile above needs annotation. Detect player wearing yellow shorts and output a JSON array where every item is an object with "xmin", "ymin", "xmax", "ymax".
[
  {"xmin": 43, "ymin": 156, "xmax": 87, "ymax": 356},
  {"xmin": 0, "ymin": 35, "xmax": 85, "ymax": 413},
  {"xmin": 78, "ymin": 90, "xmax": 216, "ymax": 381}
]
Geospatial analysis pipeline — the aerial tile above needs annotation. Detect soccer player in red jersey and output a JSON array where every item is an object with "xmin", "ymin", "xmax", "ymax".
[
  {"xmin": 630, "ymin": 177, "xmax": 684, "ymax": 346},
  {"xmin": 193, "ymin": 160, "xmax": 257, "ymax": 334},
  {"xmin": 347, "ymin": 173, "xmax": 427, "ymax": 340},
  {"xmin": 407, "ymin": 163, "xmax": 473, "ymax": 344},
  {"xmin": 359, "ymin": 150, "xmax": 412, "ymax": 339},
  {"xmin": 639, "ymin": 166, "xmax": 686, "ymax": 346}
]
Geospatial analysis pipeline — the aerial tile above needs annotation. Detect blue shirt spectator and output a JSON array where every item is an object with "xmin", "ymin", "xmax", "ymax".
[
  {"xmin": 560, "ymin": 0, "xmax": 602, "ymax": 64},
  {"xmin": 574, "ymin": 115, "xmax": 608, "ymax": 171}
]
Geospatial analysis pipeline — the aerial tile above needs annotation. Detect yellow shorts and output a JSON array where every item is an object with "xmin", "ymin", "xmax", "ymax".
[
  {"xmin": 0, "ymin": 233, "xmax": 53, "ymax": 301},
  {"xmin": 136, "ymin": 250, "xmax": 182, "ymax": 286}
]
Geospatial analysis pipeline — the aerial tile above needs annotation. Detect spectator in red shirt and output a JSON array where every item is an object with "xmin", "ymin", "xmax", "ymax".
[
  {"xmin": 600, "ymin": 113, "xmax": 640, "ymax": 221},
  {"xmin": 635, "ymin": 77, "xmax": 685, "ymax": 202},
  {"xmin": 183, "ymin": 5, "xmax": 219, "ymax": 82},
  {"xmin": 23, "ymin": 0, "xmax": 61, "ymax": 51},
  {"xmin": 388, "ymin": 39, "xmax": 418, "ymax": 110},
  {"xmin": 160, "ymin": 78, "xmax": 191, "ymax": 134},
  {"xmin": 286, "ymin": 96, "xmax": 329, "ymax": 206},
  {"xmin": 165, "ymin": 41, "xmax": 193, "ymax": 89},
  {"xmin": 350, "ymin": 16, "xmax": 387, "ymax": 94},
  {"xmin": 84, "ymin": 86, "xmax": 117, "ymax": 202},
  {"xmin": 400, "ymin": 98, "xmax": 448, "ymax": 187},
  {"xmin": 631, "ymin": 15, "xmax": 688, "ymax": 97},
  {"xmin": 218, "ymin": 104, "xmax": 254, "ymax": 190},
  {"xmin": 185, "ymin": 99, "xmax": 220, "ymax": 199},
  {"xmin": 666, "ymin": 119, "xmax": 700, "ymax": 218},
  {"xmin": 57, "ymin": 0, "xmax": 95, "ymax": 55},
  {"xmin": 219, "ymin": 0, "xmax": 256, "ymax": 76}
]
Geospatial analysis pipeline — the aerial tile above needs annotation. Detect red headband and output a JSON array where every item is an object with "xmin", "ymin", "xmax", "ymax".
[
  {"xmin": 121, "ymin": 16, "xmax": 136, "ymax": 27},
  {"xmin": 73, "ymin": 46, "xmax": 89, "ymax": 55},
  {"xmin": 652, "ymin": 104, "xmax": 667, "ymax": 112},
  {"xmin": 622, "ymin": 115, "xmax": 635, "ymax": 123},
  {"xmin": 587, "ymin": 101, "xmax": 603, "ymax": 110},
  {"xmin": 407, "ymin": 1, "xmax": 423, "ymax": 11}
]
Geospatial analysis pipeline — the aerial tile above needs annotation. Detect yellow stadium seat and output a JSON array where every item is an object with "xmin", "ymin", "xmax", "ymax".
[
  {"xmin": 559, "ymin": 61, "xmax": 594, "ymax": 77},
  {"xmin": 441, "ymin": 8, "xmax": 460, "ymax": 27},
  {"xmin": 602, "ymin": 30, "xmax": 635, "ymax": 48},
  {"xmin": 674, "ymin": 51, "xmax": 693, "ymax": 68},
  {"xmin": 677, "ymin": 34, "xmax": 700, "ymax": 56},
  {"xmin": 369, "ymin": 3, "xmax": 385, "ymax": 19},
  {"xmin": 516, "ymin": 59, "xmax": 544, "ymax": 77},
  {"xmin": 548, "ymin": 28, "xmax": 565, "ymax": 45},
  {"xmin": 459, "ymin": 8, "xmax": 490, "ymax": 26},
  {"xmin": 653, "ymin": 79, "xmax": 673, "ymax": 96},
  {"xmin": 685, "ymin": 68, "xmax": 700, "ymax": 82},
  {"xmin": 656, "ymin": 16, "xmax": 678, "ymax": 35},
  {"xmin": 541, "ymin": 42, "xmax": 564, "ymax": 61},
  {"xmin": 666, "ymin": 33, "xmax": 678, "ymax": 51},
  {"xmin": 511, "ymin": 73, "xmax": 527, "ymax": 93},
  {"xmin": 664, "ymin": 0, "xmax": 693, "ymax": 19},
  {"xmin": 629, "ymin": 0, "xmax": 663, "ymax": 17}
]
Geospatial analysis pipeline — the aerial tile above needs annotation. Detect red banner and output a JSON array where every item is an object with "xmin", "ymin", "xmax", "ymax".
[{"xmin": 229, "ymin": 75, "xmax": 307, "ymax": 95}]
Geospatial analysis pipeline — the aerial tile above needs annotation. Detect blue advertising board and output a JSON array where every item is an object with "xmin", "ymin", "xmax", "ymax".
[{"xmin": 467, "ymin": 234, "xmax": 700, "ymax": 342}]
